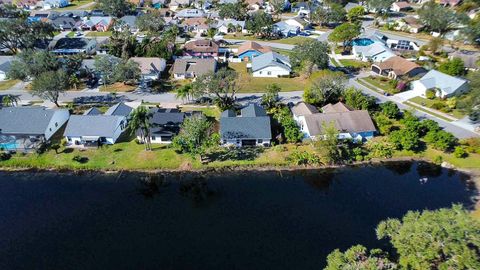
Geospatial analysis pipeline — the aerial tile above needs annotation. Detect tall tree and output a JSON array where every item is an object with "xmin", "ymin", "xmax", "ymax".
[
  {"xmin": 129, "ymin": 106, "xmax": 153, "ymax": 151},
  {"xmin": 7, "ymin": 50, "xmax": 60, "ymax": 80},
  {"xmin": 218, "ymin": 1, "xmax": 248, "ymax": 20},
  {"xmin": 438, "ymin": 57, "xmax": 465, "ymax": 76},
  {"xmin": 108, "ymin": 28, "xmax": 139, "ymax": 59},
  {"xmin": 290, "ymin": 40, "xmax": 329, "ymax": 75},
  {"xmin": 315, "ymin": 122, "xmax": 344, "ymax": 164},
  {"xmin": 246, "ymin": 11, "xmax": 274, "ymax": 39},
  {"xmin": 261, "ymin": 83, "xmax": 281, "ymax": 110},
  {"xmin": 114, "ymin": 59, "xmax": 141, "ymax": 84},
  {"xmin": 191, "ymin": 68, "xmax": 238, "ymax": 111},
  {"xmin": 172, "ymin": 115, "xmax": 214, "ymax": 155},
  {"xmin": 135, "ymin": 11, "xmax": 165, "ymax": 33},
  {"xmin": 303, "ymin": 72, "xmax": 346, "ymax": 106},
  {"xmin": 311, "ymin": 4, "xmax": 346, "ymax": 26},
  {"xmin": 94, "ymin": 55, "xmax": 122, "ymax": 86},
  {"xmin": 0, "ymin": 19, "xmax": 54, "ymax": 54},
  {"xmin": 1, "ymin": 94, "xmax": 20, "ymax": 107},
  {"xmin": 376, "ymin": 205, "xmax": 480, "ymax": 270},
  {"xmin": 30, "ymin": 70, "xmax": 68, "ymax": 107},
  {"xmin": 347, "ymin": 6, "xmax": 365, "ymax": 22},
  {"xmin": 365, "ymin": 0, "xmax": 395, "ymax": 17},
  {"xmin": 97, "ymin": 0, "xmax": 134, "ymax": 17},
  {"xmin": 328, "ymin": 22, "xmax": 361, "ymax": 49},
  {"xmin": 418, "ymin": 1, "xmax": 458, "ymax": 34}
]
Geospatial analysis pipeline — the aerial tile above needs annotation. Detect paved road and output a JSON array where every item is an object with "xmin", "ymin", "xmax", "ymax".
[{"xmin": 348, "ymin": 78, "xmax": 479, "ymax": 139}]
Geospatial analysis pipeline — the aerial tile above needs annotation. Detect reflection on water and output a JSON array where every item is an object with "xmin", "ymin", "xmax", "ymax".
[{"xmin": 0, "ymin": 162, "xmax": 477, "ymax": 270}]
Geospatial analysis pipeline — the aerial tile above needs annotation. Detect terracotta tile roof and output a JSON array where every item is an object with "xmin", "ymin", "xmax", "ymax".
[
  {"xmin": 393, "ymin": 1, "xmax": 411, "ymax": 8},
  {"xmin": 237, "ymin": 41, "xmax": 272, "ymax": 55},
  {"xmin": 184, "ymin": 39, "xmax": 219, "ymax": 53},
  {"xmin": 374, "ymin": 56, "xmax": 422, "ymax": 76}
]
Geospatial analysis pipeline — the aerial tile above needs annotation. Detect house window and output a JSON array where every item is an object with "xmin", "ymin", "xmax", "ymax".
[
  {"xmin": 49, "ymin": 128, "xmax": 52, "ymax": 132},
  {"xmin": 267, "ymin": 71, "xmax": 271, "ymax": 75},
  {"xmin": 151, "ymin": 136, "xmax": 156, "ymax": 141},
  {"xmin": 236, "ymin": 139, "xmax": 240, "ymax": 144},
  {"xmin": 55, "ymin": 122, "xmax": 58, "ymax": 127},
  {"xmin": 258, "ymin": 139, "xmax": 263, "ymax": 143},
  {"xmin": 259, "ymin": 71, "xmax": 262, "ymax": 74}
]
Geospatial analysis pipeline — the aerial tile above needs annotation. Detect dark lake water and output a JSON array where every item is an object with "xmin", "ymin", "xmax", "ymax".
[{"xmin": 0, "ymin": 162, "xmax": 477, "ymax": 270}]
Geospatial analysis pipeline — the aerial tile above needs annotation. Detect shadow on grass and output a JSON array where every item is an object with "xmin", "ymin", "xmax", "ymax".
[
  {"xmin": 205, "ymin": 147, "xmax": 264, "ymax": 162},
  {"xmin": 63, "ymin": 148, "xmax": 74, "ymax": 154}
]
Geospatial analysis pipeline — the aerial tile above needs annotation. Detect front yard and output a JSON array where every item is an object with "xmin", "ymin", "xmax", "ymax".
[
  {"xmin": 408, "ymin": 96, "xmax": 465, "ymax": 119},
  {"xmin": 338, "ymin": 59, "xmax": 369, "ymax": 69},
  {"xmin": 99, "ymin": 82, "xmax": 137, "ymax": 92},
  {"xmin": 360, "ymin": 76, "xmax": 399, "ymax": 94},
  {"xmin": 222, "ymin": 34, "xmax": 311, "ymax": 45},
  {"xmin": 54, "ymin": 0, "xmax": 94, "ymax": 10},
  {"xmin": 0, "ymin": 79, "xmax": 20, "ymax": 91},
  {"xmin": 229, "ymin": 62, "xmax": 309, "ymax": 92},
  {"xmin": 86, "ymin": 31, "xmax": 113, "ymax": 37}
]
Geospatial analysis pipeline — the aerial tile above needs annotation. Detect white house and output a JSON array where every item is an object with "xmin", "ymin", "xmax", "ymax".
[
  {"xmin": 251, "ymin": 51, "xmax": 291, "ymax": 77},
  {"xmin": 285, "ymin": 16, "xmax": 311, "ymax": 30},
  {"xmin": 410, "ymin": 69, "xmax": 469, "ymax": 98},
  {"xmin": 0, "ymin": 56, "xmax": 13, "ymax": 81},
  {"xmin": 352, "ymin": 42, "xmax": 395, "ymax": 62},
  {"xmin": 216, "ymin": 19, "xmax": 247, "ymax": 34}
]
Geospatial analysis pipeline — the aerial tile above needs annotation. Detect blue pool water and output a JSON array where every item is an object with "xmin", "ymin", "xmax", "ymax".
[
  {"xmin": 0, "ymin": 143, "xmax": 17, "ymax": 150},
  {"xmin": 351, "ymin": 38, "xmax": 374, "ymax": 46}
]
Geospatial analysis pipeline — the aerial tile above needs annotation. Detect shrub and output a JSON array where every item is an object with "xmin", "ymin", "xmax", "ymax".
[
  {"xmin": 425, "ymin": 89, "xmax": 436, "ymax": 99},
  {"xmin": 287, "ymin": 150, "xmax": 321, "ymax": 166},
  {"xmin": 0, "ymin": 152, "xmax": 11, "ymax": 161},
  {"xmin": 365, "ymin": 140, "xmax": 395, "ymax": 159},
  {"xmin": 431, "ymin": 102, "xmax": 445, "ymax": 110},
  {"xmin": 453, "ymin": 146, "xmax": 467, "ymax": 158},
  {"xmin": 72, "ymin": 155, "xmax": 89, "ymax": 163},
  {"xmin": 424, "ymin": 130, "xmax": 457, "ymax": 151},
  {"xmin": 352, "ymin": 147, "xmax": 364, "ymax": 161},
  {"xmin": 433, "ymin": 155, "xmax": 443, "ymax": 165},
  {"xmin": 396, "ymin": 81, "xmax": 407, "ymax": 92},
  {"xmin": 380, "ymin": 101, "xmax": 400, "ymax": 119}
]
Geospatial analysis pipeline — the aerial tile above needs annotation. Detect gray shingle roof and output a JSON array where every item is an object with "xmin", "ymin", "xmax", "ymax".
[
  {"xmin": 415, "ymin": 70, "xmax": 468, "ymax": 95},
  {"xmin": 84, "ymin": 107, "xmax": 102, "ymax": 115},
  {"xmin": 251, "ymin": 51, "xmax": 291, "ymax": 72},
  {"xmin": 149, "ymin": 108, "xmax": 185, "ymax": 125},
  {"xmin": 64, "ymin": 115, "xmax": 125, "ymax": 137},
  {"xmin": 0, "ymin": 107, "xmax": 67, "ymax": 135},
  {"xmin": 172, "ymin": 58, "xmax": 217, "ymax": 76},
  {"xmin": 303, "ymin": 110, "xmax": 376, "ymax": 136},
  {"xmin": 104, "ymin": 102, "xmax": 133, "ymax": 117},
  {"xmin": 220, "ymin": 104, "xmax": 272, "ymax": 140}
]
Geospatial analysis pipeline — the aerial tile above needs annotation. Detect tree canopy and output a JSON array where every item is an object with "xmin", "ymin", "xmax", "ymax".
[
  {"xmin": 245, "ymin": 11, "xmax": 274, "ymax": 39},
  {"xmin": 218, "ymin": 1, "xmax": 248, "ymax": 20},
  {"xmin": 418, "ymin": 1, "xmax": 458, "ymax": 34},
  {"xmin": 135, "ymin": 11, "xmax": 165, "ymax": 33},
  {"xmin": 347, "ymin": 6, "xmax": 365, "ymax": 22},
  {"xmin": 328, "ymin": 22, "xmax": 361, "ymax": 47},
  {"xmin": 438, "ymin": 57, "xmax": 465, "ymax": 76},
  {"xmin": 290, "ymin": 40, "xmax": 329, "ymax": 75},
  {"xmin": 365, "ymin": 0, "xmax": 395, "ymax": 17},
  {"xmin": 304, "ymin": 72, "xmax": 347, "ymax": 106},
  {"xmin": 172, "ymin": 115, "xmax": 216, "ymax": 155},
  {"xmin": 30, "ymin": 70, "xmax": 68, "ymax": 107},
  {"xmin": 0, "ymin": 18, "xmax": 54, "ymax": 54},
  {"xmin": 191, "ymin": 68, "xmax": 238, "ymax": 111},
  {"xmin": 325, "ymin": 245, "xmax": 397, "ymax": 270},
  {"xmin": 97, "ymin": 0, "xmax": 134, "ymax": 17}
]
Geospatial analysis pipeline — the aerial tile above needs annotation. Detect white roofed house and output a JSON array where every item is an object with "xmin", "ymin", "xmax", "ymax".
[
  {"xmin": 251, "ymin": 52, "xmax": 291, "ymax": 77},
  {"xmin": 352, "ymin": 42, "xmax": 395, "ymax": 62},
  {"xmin": 129, "ymin": 57, "xmax": 167, "ymax": 82},
  {"xmin": 0, "ymin": 107, "xmax": 70, "ymax": 151},
  {"xmin": 63, "ymin": 103, "xmax": 132, "ymax": 148},
  {"xmin": 285, "ymin": 17, "xmax": 311, "ymax": 30},
  {"xmin": 410, "ymin": 70, "xmax": 469, "ymax": 99}
]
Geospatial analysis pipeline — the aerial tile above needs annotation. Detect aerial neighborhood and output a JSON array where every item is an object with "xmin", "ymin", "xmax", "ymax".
[{"xmin": 0, "ymin": 0, "xmax": 480, "ymax": 170}]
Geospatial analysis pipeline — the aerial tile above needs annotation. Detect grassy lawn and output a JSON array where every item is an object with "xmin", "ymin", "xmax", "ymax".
[
  {"xmin": 361, "ymin": 76, "xmax": 398, "ymax": 94},
  {"xmin": 408, "ymin": 96, "xmax": 464, "ymax": 119},
  {"xmin": 229, "ymin": 62, "xmax": 308, "ymax": 92},
  {"xmin": 0, "ymin": 79, "xmax": 20, "ymax": 91},
  {"xmin": 54, "ymin": 0, "xmax": 94, "ymax": 10},
  {"xmin": 223, "ymin": 34, "xmax": 309, "ymax": 45},
  {"xmin": 99, "ymin": 83, "xmax": 137, "ymax": 92},
  {"xmin": 66, "ymin": 31, "xmax": 75, "ymax": 38},
  {"xmin": 329, "ymin": 57, "xmax": 340, "ymax": 67},
  {"xmin": 0, "ymin": 140, "xmax": 316, "ymax": 171},
  {"xmin": 338, "ymin": 59, "xmax": 369, "ymax": 69},
  {"xmin": 86, "ymin": 31, "xmax": 113, "ymax": 37},
  {"xmin": 403, "ymin": 101, "xmax": 454, "ymax": 122},
  {"xmin": 179, "ymin": 105, "xmax": 221, "ymax": 120}
]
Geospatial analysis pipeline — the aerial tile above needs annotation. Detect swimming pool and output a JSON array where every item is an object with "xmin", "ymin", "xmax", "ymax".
[{"xmin": 350, "ymin": 38, "xmax": 374, "ymax": 46}]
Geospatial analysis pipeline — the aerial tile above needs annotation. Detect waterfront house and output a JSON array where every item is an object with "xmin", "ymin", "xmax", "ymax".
[
  {"xmin": 371, "ymin": 56, "xmax": 426, "ymax": 79},
  {"xmin": 410, "ymin": 70, "xmax": 469, "ymax": 98},
  {"xmin": 251, "ymin": 51, "xmax": 291, "ymax": 77},
  {"xmin": 291, "ymin": 101, "xmax": 319, "ymax": 122},
  {"xmin": 136, "ymin": 108, "xmax": 194, "ymax": 144},
  {"xmin": 294, "ymin": 102, "xmax": 376, "ymax": 141},
  {"xmin": 172, "ymin": 58, "xmax": 217, "ymax": 79},
  {"xmin": 0, "ymin": 107, "xmax": 70, "ymax": 151},
  {"xmin": 183, "ymin": 39, "xmax": 220, "ymax": 58},
  {"xmin": 237, "ymin": 41, "xmax": 271, "ymax": 61},
  {"xmin": 63, "ymin": 103, "xmax": 132, "ymax": 147},
  {"xmin": 220, "ymin": 103, "xmax": 272, "ymax": 147},
  {"xmin": 129, "ymin": 57, "xmax": 167, "ymax": 82}
]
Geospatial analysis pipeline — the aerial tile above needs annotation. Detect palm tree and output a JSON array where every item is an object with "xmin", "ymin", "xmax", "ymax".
[
  {"xmin": 2, "ymin": 94, "xmax": 20, "ymax": 107},
  {"xmin": 69, "ymin": 74, "xmax": 80, "ymax": 91},
  {"xmin": 206, "ymin": 27, "xmax": 217, "ymax": 40},
  {"xmin": 128, "ymin": 106, "xmax": 153, "ymax": 151},
  {"xmin": 176, "ymin": 84, "xmax": 193, "ymax": 102}
]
